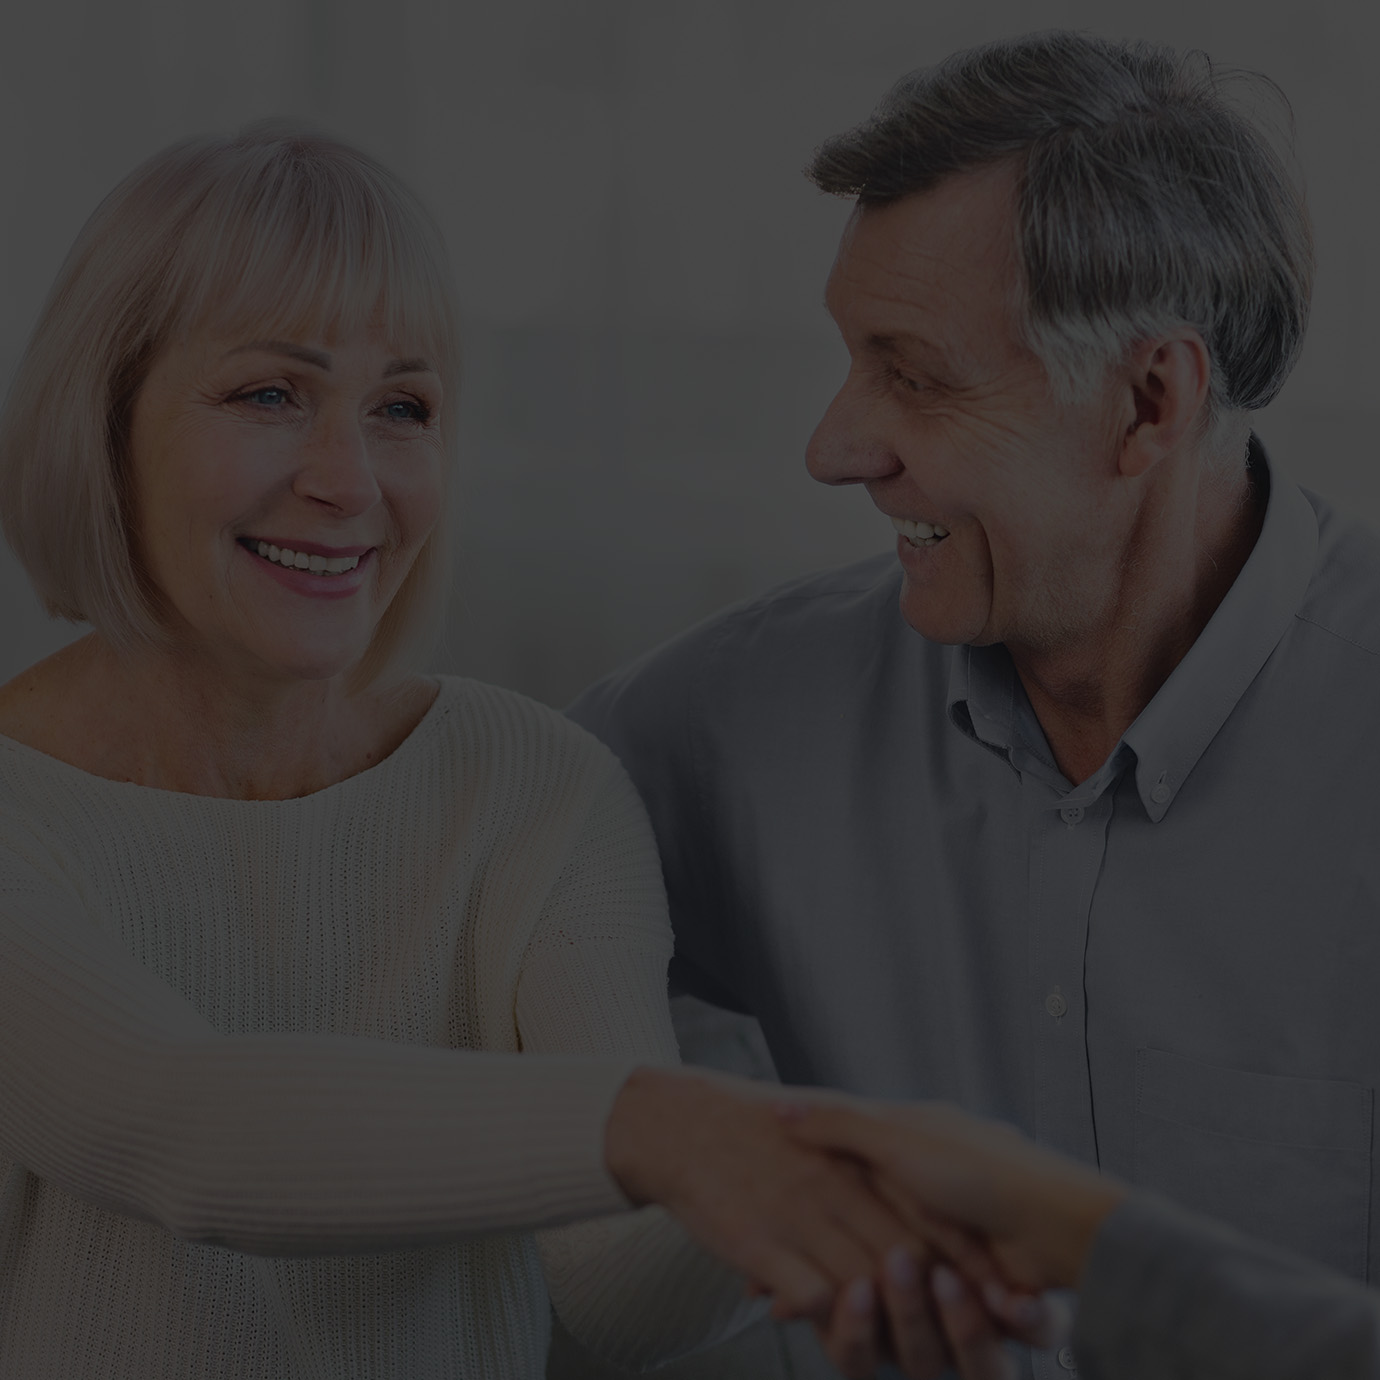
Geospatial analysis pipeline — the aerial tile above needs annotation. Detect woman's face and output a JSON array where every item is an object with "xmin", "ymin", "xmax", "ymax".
[{"xmin": 126, "ymin": 326, "xmax": 446, "ymax": 686}]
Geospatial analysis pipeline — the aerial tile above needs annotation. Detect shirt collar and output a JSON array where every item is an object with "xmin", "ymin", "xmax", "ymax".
[{"xmin": 945, "ymin": 435, "xmax": 1319, "ymax": 819}]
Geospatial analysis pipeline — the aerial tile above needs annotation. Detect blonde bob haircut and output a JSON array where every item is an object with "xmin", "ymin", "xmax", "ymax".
[{"xmin": 0, "ymin": 119, "xmax": 461, "ymax": 695}]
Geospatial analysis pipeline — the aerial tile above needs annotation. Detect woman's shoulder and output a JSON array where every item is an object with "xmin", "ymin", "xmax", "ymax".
[
  {"xmin": 428, "ymin": 675, "xmax": 627, "ymax": 790},
  {"xmin": 0, "ymin": 642, "xmax": 90, "ymax": 762}
]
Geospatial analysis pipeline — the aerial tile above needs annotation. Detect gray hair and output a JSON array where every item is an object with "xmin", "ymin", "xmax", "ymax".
[{"xmin": 807, "ymin": 31, "xmax": 1314, "ymax": 472}]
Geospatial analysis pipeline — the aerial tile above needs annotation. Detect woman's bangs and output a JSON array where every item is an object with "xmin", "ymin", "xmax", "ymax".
[{"xmin": 172, "ymin": 169, "xmax": 453, "ymax": 371}]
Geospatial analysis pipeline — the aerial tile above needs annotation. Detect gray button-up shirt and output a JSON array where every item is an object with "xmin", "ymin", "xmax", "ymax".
[{"xmin": 568, "ymin": 437, "xmax": 1380, "ymax": 1378}]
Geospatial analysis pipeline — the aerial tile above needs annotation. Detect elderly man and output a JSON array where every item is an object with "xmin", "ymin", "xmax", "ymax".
[{"xmin": 568, "ymin": 29, "xmax": 1371, "ymax": 1380}]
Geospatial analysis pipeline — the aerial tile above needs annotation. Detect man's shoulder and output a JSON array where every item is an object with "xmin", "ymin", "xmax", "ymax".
[
  {"xmin": 570, "ymin": 554, "xmax": 907, "ymax": 712},
  {"xmin": 732, "ymin": 550, "xmax": 902, "ymax": 610},
  {"xmin": 1296, "ymin": 487, "xmax": 1380, "ymax": 658},
  {"xmin": 636, "ymin": 551, "xmax": 902, "ymax": 667},
  {"xmin": 566, "ymin": 552, "xmax": 918, "ymax": 744}
]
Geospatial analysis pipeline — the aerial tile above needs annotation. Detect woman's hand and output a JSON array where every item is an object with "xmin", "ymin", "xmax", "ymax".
[
  {"xmin": 605, "ymin": 1066, "xmax": 934, "ymax": 1318},
  {"xmin": 776, "ymin": 1097, "xmax": 1130, "ymax": 1294}
]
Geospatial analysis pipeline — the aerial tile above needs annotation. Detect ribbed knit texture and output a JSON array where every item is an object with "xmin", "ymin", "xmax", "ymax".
[{"xmin": 0, "ymin": 676, "xmax": 762, "ymax": 1378}]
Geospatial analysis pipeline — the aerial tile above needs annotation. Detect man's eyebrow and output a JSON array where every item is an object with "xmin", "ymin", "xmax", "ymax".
[
  {"xmin": 865, "ymin": 331, "xmax": 970, "ymax": 379},
  {"xmin": 865, "ymin": 331, "xmax": 945, "ymax": 361},
  {"xmin": 222, "ymin": 341, "xmax": 433, "ymax": 377}
]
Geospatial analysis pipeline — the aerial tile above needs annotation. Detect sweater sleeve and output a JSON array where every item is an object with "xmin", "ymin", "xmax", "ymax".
[
  {"xmin": 519, "ymin": 760, "xmax": 769, "ymax": 1371},
  {"xmin": 0, "ymin": 814, "xmax": 637, "ymax": 1256},
  {"xmin": 1072, "ymin": 1189, "xmax": 1380, "ymax": 1380}
]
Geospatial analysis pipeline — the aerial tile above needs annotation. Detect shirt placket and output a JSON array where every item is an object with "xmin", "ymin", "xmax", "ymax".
[{"xmin": 1025, "ymin": 781, "xmax": 1114, "ymax": 1380}]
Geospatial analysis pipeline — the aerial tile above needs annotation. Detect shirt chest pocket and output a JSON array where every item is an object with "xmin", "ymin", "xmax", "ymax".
[{"xmin": 1133, "ymin": 1047, "xmax": 1373, "ymax": 1280}]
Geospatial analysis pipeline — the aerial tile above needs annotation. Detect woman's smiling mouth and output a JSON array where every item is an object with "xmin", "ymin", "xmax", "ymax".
[
  {"xmin": 237, "ymin": 536, "xmax": 369, "ymax": 575},
  {"xmin": 236, "ymin": 538, "xmax": 375, "ymax": 597}
]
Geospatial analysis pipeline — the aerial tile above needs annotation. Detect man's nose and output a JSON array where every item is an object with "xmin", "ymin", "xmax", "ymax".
[{"xmin": 805, "ymin": 382, "xmax": 903, "ymax": 487}]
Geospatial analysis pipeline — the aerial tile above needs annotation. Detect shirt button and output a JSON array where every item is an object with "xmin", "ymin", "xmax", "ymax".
[
  {"xmin": 1057, "ymin": 1344, "xmax": 1078, "ymax": 1371},
  {"xmin": 1060, "ymin": 804, "xmax": 1084, "ymax": 824},
  {"xmin": 1045, "ymin": 991, "xmax": 1068, "ymax": 1018},
  {"xmin": 1151, "ymin": 783, "xmax": 1171, "ymax": 804}
]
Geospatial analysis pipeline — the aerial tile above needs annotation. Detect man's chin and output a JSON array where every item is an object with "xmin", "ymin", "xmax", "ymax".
[{"xmin": 897, "ymin": 586, "xmax": 990, "ymax": 647}]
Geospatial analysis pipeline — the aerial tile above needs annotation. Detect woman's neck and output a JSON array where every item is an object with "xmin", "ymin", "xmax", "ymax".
[{"xmin": 0, "ymin": 635, "xmax": 438, "ymax": 799}]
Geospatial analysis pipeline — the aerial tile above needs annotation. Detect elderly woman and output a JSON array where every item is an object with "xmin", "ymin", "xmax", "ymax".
[{"xmin": 0, "ymin": 124, "xmax": 1045, "ymax": 1379}]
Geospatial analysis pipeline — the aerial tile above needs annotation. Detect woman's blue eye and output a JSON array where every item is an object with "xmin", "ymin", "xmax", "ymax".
[
  {"xmin": 385, "ymin": 399, "xmax": 430, "ymax": 422},
  {"xmin": 246, "ymin": 387, "xmax": 288, "ymax": 406}
]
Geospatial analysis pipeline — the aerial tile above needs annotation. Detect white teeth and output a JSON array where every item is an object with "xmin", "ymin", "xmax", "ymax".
[
  {"xmin": 889, "ymin": 516, "xmax": 951, "ymax": 545},
  {"xmin": 251, "ymin": 540, "xmax": 361, "ymax": 575}
]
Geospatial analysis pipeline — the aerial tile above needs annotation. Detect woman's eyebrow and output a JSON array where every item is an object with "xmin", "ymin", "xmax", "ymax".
[
  {"xmin": 223, "ymin": 340, "xmax": 331, "ymax": 369},
  {"xmin": 384, "ymin": 357, "xmax": 432, "ymax": 377}
]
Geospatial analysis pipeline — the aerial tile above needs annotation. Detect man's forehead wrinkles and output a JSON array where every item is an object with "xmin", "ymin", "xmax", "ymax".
[{"xmin": 836, "ymin": 239, "xmax": 976, "ymax": 323}]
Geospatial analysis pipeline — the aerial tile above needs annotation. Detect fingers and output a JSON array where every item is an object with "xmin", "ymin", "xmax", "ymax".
[
  {"xmin": 877, "ymin": 1244, "xmax": 950, "ymax": 1379},
  {"xmin": 737, "ymin": 1244, "xmax": 834, "ymax": 1320},
  {"xmin": 777, "ymin": 1100, "xmax": 902, "ymax": 1167},
  {"xmin": 979, "ymin": 1280, "xmax": 1074, "ymax": 1352},
  {"xmin": 930, "ymin": 1264, "xmax": 1018, "ymax": 1380},
  {"xmin": 870, "ymin": 1172, "xmax": 1006, "ymax": 1291},
  {"xmin": 814, "ymin": 1276, "xmax": 883, "ymax": 1380}
]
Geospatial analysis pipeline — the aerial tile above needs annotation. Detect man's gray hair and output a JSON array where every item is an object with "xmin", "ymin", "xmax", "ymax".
[{"xmin": 807, "ymin": 31, "xmax": 1314, "ymax": 470}]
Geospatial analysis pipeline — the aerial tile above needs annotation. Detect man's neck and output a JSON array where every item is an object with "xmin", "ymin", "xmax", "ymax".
[{"xmin": 1010, "ymin": 462, "xmax": 1266, "ymax": 788}]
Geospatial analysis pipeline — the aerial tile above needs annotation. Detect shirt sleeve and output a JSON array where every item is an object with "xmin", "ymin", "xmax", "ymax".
[
  {"xmin": 1073, "ymin": 1189, "xmax": 1380, "ymax": 1380},
  {"xmin": 520, "ymin": 759, "xmax": 769, "ymax": 1370},
  {"xmin": 565, "ymin": 626, "xmax": 751, "ymax": 1015},
  {"xmin": 0, "ymin": 813, "xmax": 637, "ymax": 1256}
]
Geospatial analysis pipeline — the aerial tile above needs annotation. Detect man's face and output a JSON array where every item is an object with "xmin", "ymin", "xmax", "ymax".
[{"xmin": 807, "ymin": 162, "xmax": 1128, "ymax": 653}]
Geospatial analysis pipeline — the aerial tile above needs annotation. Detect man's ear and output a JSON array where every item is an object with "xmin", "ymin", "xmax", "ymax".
[{"xmin": 1118, "ymin": 331, "xmax": 1212, "ymax": 479}]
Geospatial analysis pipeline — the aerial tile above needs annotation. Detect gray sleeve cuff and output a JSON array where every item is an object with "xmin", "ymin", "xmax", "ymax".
[{"xmin": 1072, "ymin": 1189, "xmax": 1380, "ymax": 1380}]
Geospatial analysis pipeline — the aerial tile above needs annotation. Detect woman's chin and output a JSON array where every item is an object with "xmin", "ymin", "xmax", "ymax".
[{"xmin": 233, "ymin": 634, "xmax": 376, "ymax": 687}]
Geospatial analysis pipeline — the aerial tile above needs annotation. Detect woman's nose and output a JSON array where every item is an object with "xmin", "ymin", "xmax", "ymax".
[{"xmin": 293, "ymin": 418, "xmax": 383, "ymax": 514}]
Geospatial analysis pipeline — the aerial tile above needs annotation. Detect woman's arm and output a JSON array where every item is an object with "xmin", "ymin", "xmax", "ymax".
[{"xmin": 0, "ymin": 849, "xmax": 636, "ymax": 1254}]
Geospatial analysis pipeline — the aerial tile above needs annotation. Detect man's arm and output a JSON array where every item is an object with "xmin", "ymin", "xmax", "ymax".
[{"xmin": 1074, "ymin": 1191, "xmax": 1380, "ymax": 1380}]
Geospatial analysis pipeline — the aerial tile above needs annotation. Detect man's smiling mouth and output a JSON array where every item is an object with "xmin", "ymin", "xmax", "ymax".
[{"xmin": 890, "ymin": 516, "xmax": 950, "ymax": 548}]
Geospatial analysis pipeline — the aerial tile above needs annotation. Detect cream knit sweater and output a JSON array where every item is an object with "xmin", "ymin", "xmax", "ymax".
[{"xmin": 0, "ymin": 676, "xmax": 762, "ymax": 1378}]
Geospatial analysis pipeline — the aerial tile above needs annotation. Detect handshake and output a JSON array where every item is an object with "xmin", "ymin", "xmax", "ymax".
[{"xmin": 604, "ymin": 1067, "xmax": 1129, "ymax": 1380}]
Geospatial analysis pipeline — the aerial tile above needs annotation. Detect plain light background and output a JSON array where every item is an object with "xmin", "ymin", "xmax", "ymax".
[{"xmin": 0, "ymin": 0, "xmax": 1375, "ymax": 707}]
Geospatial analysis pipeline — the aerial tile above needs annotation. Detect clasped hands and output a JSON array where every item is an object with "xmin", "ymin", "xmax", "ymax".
[{"xmin": 606, "ymin": 1067, "xmax": 1126, "ymax": 1380}]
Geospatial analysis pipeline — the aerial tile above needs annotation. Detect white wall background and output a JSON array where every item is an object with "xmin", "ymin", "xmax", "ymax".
[{"xmin": 1, "ymin": 0, "xmax": 1375, "ymax": 707}]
